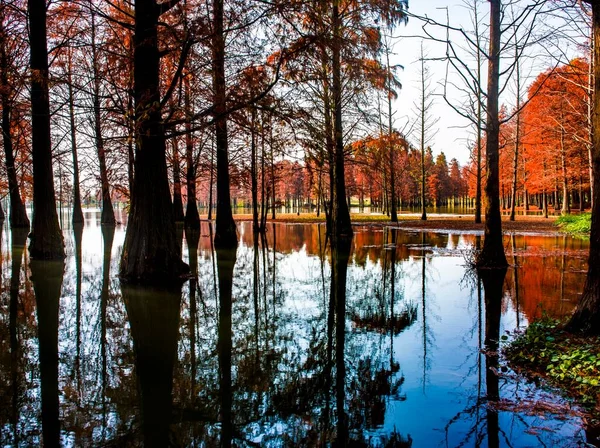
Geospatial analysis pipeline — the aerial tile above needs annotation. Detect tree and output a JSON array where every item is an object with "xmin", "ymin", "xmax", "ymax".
[
  {"xmin": 0, "ymin": 4, "xmax": 30, "ymax": 229},
  {"xmin": 119, "ymin": 0, "xmax": 189, "ymax": 283},
  {"xmin": 476, "ymin": 0, "xmax": 507, "ymax": 268},
  {"xmin": 28, "ymin": 0, "xmax": 64, "ymax": 259},
  {"xmin": 566, "ymin": 1, "xmax": 600, "ymax": 335}
]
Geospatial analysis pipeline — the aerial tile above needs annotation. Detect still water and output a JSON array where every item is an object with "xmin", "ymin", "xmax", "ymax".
[{"xmin": 0, "ymin": 212, "xmax": 593, "ymax": 447}]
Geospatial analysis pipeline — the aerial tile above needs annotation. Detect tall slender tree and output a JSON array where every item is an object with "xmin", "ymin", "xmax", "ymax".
[{"xmin": 28, "ymin": 0, "xmax": 64, "ymax": 259}]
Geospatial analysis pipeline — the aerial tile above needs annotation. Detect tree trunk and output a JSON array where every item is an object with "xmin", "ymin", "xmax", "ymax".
[
  {"xmin": 91, "ymin": 9, "xmax": 115, "ymax": 226},
  {"xmin": 1, "ymin": 23, "xmax": 30, "ymax": 229},
  {"xmin": 476, "ymin": 0, "xmax": 507, "ymax": 269},
  {"xmin": 184, "ymin": 78, "xmax": 200, "ymax": 229},
  {"xmin": 213, "ymin": 0, "xmax": 237, "ymax": 248},
  {"xmin": 566, "ymin": 2, "xmax": 600, "ymax": 335},
  {"xmin": 331, "ymin": 2, "xmax": 352, "ymax": 240},
  {"xmin": 250, "ymin": 108, "xmax": 259, "ymax": 232},
  {"xmin": 560, "ymin": 124, "xmax": 570, "ymax": 216},
  {"xmin": 387, "ymin": 48, "xmax": 397, "ymax": 223},
  {"xmin": 120, "ymin": 0, "xmax": 188, "ymax": 283},
  {"xmin": 28, "ymin": 0, "xmax": 65, "ymax": 259},
  {"xmin": 171, "ymin": 138, "xmax": 184, "ymax": 222},
  {"xmin": 67, "ymin": 57, "xmax": 84, "ymax": 226}
]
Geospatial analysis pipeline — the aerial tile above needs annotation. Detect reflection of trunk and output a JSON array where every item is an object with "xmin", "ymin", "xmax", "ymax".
[
  {"xmin": 90, "ymin": 9, "xmax": 115, "ymax": 226},
  {"xmin": 9, "ymin": 229, "xmax": 28, "ymax": 438},
  {"xmin": 0, "ymin": 21, "xmax": 30, "ymax": 229},
  {"xmin": 100, "ymin": 225, "xmax": 114, "ymax": 436},
  {"xmin": 511, "ymin": 235, "xmax": 520, "ymax": 329},
  {"xmin": 421, "ymin": 232, "xmax": 427, "ymax": 390},
  {"xmin": 212, "ymin": 0, "xmax": 237, "ymax": 247},
  {"xmin": 477, "ymin": 0, "xmax": 507, "ymax": 269},
  {"xmin": 332, "ymin": 237, "xmax": 352, "ymax": 446},
  {"xmin": 28, "ymin": 0, "xmax": 65, "ymax": 259},
  {"xmin": 122, "ymin": 285, "xmax": 181, "ymax": 448},
  {"xmin": 481, "ymin": 268, "xmax": 506, "ymax": 448},
  {"xmin": 216, "ymin": 247, "xmax": 237, "ymax": 448},
  {"xmin": 74, "ymin": 224, "xmax": 83, "ymax": 403},
  {"xmin": 31, "ymin": 260, "xmax": 65, "ymax": 448},
  {"xmin": 186, "ymin": 228, "xmax": 200, "ymax": 396}
]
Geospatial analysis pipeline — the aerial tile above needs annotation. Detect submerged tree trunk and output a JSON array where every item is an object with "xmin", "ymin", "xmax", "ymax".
[
  {"xmin": 566, "ymin": 1, "xmax": 600, "ymax": 335},
  {"xmin": 120, "ymin": 0, "xmax": 188, "ymax": 283},
  {"xmin": 1, "ymin": 23, "xmax": 30, "ymax": 229},
  {"xmin": 476, "ymin": 0, "xmax": 507, "ymax": 269},
  {"xmin": 28, "ymin": 0, "xmax": 65, "ymax": 259},
  {"xmin": 212, "ymin": 0, "xmax": 237, "ymax": 248}
]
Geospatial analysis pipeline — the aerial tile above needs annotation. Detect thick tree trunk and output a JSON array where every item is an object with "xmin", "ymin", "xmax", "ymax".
[
  {"xmin": 1, "ymin": 25, "xmax": 30, "ymax": 229},
  {"xmin": 213, "ymin": 0, "xmax": 237, "ymax": 248},
  {"xmin": 331, "ymin": 2, "xmax": 352, "ymax": 240},
  {"xmin": 120, "ymin": 0, "xmax": 188, "ymax": 283},
  {"xmin": 171, "ymin": 138, "xmax": 184, "ymax": 222},
  {"xmin": 476, "ymin": 0, "xmax": 507, "ymax": 269},
  {"xmin": 91, "ymin": 10, "xmax": 115, "ymax": 226},
  {"xmin": 28, "ymin": 0, "xmax": 64, "ymax": 259},
  {"xmin": 567, "ymin": 2, "xmax": 600, "ymax": 335}
]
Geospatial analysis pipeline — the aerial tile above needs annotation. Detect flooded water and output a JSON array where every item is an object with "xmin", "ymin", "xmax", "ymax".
[{"xmin": 0, "ymin": 212, "xmax": 593, "ymax": 447}]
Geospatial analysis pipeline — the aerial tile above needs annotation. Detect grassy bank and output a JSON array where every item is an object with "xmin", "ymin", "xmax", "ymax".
[
  {"xmin": 504, "ymin": 318, "xmax": 600, "ymax": 416},
  {"xmin": 556, "ymin": 213, "xmax": 591, "ymax": 235}
]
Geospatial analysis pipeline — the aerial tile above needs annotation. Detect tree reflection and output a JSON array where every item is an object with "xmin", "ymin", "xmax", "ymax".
[
  {"xmin": 481, "ymin": 268, "xmax": 507, "ymax": 448},
  {"xmin": 215, "ymin": 246, "xmax": 236, "ymax": 447},
  {"xmin": 9, "ymin": 228, "xmax": 28, "ymax": 445},
  {"xmin": 121, "ymin": 284, "xmax": 181, "ymax": 447},
  {"xmin": 30, "ymin": 259, "xmax": 65, "ymax": 448}
]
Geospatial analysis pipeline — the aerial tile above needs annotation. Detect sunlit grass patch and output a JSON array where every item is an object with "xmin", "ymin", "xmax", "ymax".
[{"xmin": 556, "ymin": 213, "xmax": 591, "ymax": 235}]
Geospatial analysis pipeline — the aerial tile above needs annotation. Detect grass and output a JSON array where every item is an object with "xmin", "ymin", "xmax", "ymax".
[
  {"xmin": 556, "ymin": 213, "xmax": 591, "ymax": 235},
  {"xmin": 504, "ymin": 317, "xmax": 600, "ymax": 414}
]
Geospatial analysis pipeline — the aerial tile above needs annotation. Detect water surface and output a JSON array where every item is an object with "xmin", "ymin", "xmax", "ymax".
[{"xmin": 0, "ymin": 213, "xmax": 593, "ymax": 447}]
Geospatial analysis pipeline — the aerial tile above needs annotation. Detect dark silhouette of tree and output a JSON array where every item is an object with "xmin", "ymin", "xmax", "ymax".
[
  {"xmin": 119, "ymin": 0, "xmax": 189, "ymax": 283},
  {"xmin": 28, "ymin": 0, "xmax": 65, "ymax": 259}
]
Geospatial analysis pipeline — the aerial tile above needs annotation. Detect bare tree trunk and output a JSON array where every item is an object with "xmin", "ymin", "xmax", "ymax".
[
  {"xmin": 171, "ymin": 138, "xmax": 184, "ymax": 222},
  {"xmin": 90, "ymin": 8, "xmax": 115, "ymax": 226},
  {"xmin": 560, "ymin": 125, "xmax": 570, "ymax": 216},
  {"xmin": 1, "ymin": 24, "xmax": 30, "ymax": 229},
  {"xmin": 566, "ymin": 2, "xmax": 600, "ymax": 334},
  {"xmin": 331, "ymin": 1, "xmax": 352, "ymax": 240},
  {"xmin": 120, "ymin": 0, "xmax": 188, "ymax": 283},
  {"xmin": 28, "ymin": 0, "xmax": 64, "ymax": 259},
  {"xmin": 184, "ymin": 78, "xmax": 200, "ymax": 229},
  {"xmin": 386, "ymin": 47, "xmax": 397, "ymax": 222},
  {"xmin": 67, "ymin": 52, "xmax": 84, "ymax": 226},
  {"xmin": 476, "ymin": 0, "xmax": 507, "ymax": 268},
  {"xmin": 213, "ymin": 0, "xmax": 237, "ymax": 248}
]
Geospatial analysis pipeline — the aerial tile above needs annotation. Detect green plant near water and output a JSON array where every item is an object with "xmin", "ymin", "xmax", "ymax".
[
  {"xmin": 504, "ymin": 317, "xmax": 600, "ymax": 408},
  {"xmin": 556, "ymin": 213, "xmax": 591, "ymax": 235}
]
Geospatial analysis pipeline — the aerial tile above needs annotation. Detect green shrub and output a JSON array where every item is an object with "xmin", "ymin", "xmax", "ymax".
[{"xmin": 556, "ymin": 213, "xmax": 591, "ymax": 235}]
